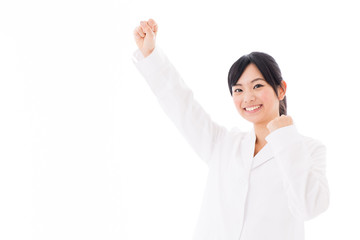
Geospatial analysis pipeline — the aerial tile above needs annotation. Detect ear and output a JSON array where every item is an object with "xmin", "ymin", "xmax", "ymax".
[{"xmin": 278, "ymin": 80, "xmax": 287, "ymax": 100}]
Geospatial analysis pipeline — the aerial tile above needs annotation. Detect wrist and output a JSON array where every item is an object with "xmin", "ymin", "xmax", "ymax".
[{"xmin": 141, "ymin": 48, "xmax": 155, "ymax": 58}]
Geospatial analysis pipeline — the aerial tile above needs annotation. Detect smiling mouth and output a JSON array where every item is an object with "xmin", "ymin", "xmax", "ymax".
[{"xmin": 244, "ymin": 104, "xmax": 262, "ymax": 112}]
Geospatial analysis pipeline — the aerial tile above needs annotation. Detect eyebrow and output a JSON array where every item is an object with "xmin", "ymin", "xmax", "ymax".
[{"xmin": 233, "ymin": 78, "xmax": 265, "ymax": 87}]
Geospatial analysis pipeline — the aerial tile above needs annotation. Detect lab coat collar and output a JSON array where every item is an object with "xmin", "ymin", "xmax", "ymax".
[{"xmin": 242, "ymin": 128, "xmax": 274, "ymax": 170}]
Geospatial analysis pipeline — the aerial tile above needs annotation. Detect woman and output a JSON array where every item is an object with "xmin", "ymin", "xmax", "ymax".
[{"xmin": 132, "ymin": 19, "xmax": 329, "ymax": 240}]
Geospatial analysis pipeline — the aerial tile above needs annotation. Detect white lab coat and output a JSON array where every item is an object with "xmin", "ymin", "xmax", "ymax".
[{"xmin": 132, "ymin": 46, "xmax": 330, "ymax": 240}]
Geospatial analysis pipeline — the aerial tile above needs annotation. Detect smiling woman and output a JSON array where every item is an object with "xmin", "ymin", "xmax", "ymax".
[
  {"xmin": 228, "ymin": 52, "xmax": 287, "ymax": 116},
  {"xmin": 132, "ymin": 18, "xmax": 329, "ymax": 240},
  {"xmin": 228, "ymin": 53, "xmax": 289, "ymax": 157}
]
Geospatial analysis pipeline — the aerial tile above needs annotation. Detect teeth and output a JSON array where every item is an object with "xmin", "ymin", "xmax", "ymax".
[{"xmin": 245, "ymin": 105, "xmax": 261, "ymax": 111}]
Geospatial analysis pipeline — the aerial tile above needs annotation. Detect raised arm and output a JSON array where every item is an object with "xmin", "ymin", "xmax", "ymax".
[{"xmin": 132, "ymin": 19, "xmax": 229, "ymax": 166}]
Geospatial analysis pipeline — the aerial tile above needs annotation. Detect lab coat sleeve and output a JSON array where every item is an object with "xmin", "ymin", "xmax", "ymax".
[
  {"xmin": 132, "ymin": 46, "xmax": 229, "ymax": 166},
  {"xmin": 265, "ymin": 125, "xmax": 330, "ymax": 221}
]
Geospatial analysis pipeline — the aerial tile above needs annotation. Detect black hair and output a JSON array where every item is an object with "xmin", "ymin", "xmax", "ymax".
[{"xmin": 227, "ymin": 52, "xmax": 287, "ymax": 115}]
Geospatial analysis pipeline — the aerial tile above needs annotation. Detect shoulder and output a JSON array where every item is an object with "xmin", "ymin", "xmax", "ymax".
[
  {"xmin": 266, "ymin": 125, "xmax": 326, "ymax": 155},
  {"xmin": 223, "ymin": 127, "xmax": 251, "ymax": 147},
  {"xmin": 229, "ymin": 126, "xmax": 249, "ymax": 139},
  {"xmin": 301, "ymin": 135, "xmax": 327, "ymax": 156},
  {"xmin": 302, "ymin": 135, "xmax": 324, "ymax": 146}
]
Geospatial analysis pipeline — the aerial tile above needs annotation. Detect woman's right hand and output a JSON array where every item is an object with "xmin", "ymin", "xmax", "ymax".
[{"xmin": 133, "ymin": 19, "xmax": 158, "ymax": 58}]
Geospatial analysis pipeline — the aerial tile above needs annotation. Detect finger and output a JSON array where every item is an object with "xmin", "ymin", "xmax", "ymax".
[
  {"xmin": 135, "ymin": 26, "xmax": 145, "ymax": 38},
  {"xmin": 147, "ymin": 18, "xmax": 158, "ymax": 34},
  {"xmin": 133, "ymin": 31, "xmax": 141, "ymax": 40},
  {"xmin": 133, "ymin": 28, "xmax": 141, "ymax": 40},
  {"xmin": 140, "ymin": 21, "xmax": 155, "ymax": 37}
]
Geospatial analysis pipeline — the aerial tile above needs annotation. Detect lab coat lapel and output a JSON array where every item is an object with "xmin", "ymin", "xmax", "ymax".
[
  {"xmin": 241, "ymin": 128, "xmax": 275, "ymax": 170},
  {"xmin": 252, "ymin": 144, "xmax": 274, "ymax": 169},
  {"xmin": 240, "ymin": 128, "xmax": 256, "ymax": 170}
]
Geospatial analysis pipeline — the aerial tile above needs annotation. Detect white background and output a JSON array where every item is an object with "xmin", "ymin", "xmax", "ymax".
[{"xmin": 0, "ymin": 0, "xmax": 359, "ymax": 239}]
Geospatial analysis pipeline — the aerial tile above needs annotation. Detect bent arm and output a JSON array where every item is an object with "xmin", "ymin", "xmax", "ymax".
[
  {"xmin": 133, "ymin": 46, "xmax": 229, "ymax": 166},
  {"xmin": 265, "ymin": 125, "xmax": 330, "ymax": 221}
]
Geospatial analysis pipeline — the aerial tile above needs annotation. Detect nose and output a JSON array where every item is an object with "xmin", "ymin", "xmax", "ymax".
[{"xmin": 244, "ymin": 91, "xmax": 255, "ymax": 104}]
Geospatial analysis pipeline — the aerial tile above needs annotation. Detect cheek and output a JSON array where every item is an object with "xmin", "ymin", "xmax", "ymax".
[
  {"xmin": 233, "ymin": 97, "xmax": 244, "ymax": 113},
  {"xmin": 259, "ymin": 89, "xmax": 279, "ymax": 107},
  {"xmin": 233, "ymin": 96, "xmax": 242, "ymax": 107},
  {"xmin": 259, "ymin": 91, "xmax": 272, "ymax": 101}
]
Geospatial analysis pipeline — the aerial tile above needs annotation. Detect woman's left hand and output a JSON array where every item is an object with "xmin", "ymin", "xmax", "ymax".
[{"xmin": 267, "ymin": 115, "xmax": 293, "ymax": 133}]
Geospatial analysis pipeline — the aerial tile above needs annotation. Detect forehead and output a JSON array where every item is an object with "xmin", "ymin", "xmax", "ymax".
[{"xmin": 236, "ymin": 63, "xmax": 264, "ymax": 84}]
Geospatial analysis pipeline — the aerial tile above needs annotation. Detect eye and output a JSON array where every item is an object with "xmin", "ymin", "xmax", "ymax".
[
  {"xmin": 254, "ymin": 84, "xmax": 264, "ymax": 89},
  {"xmin": 233, "ymin": 88, "xmax": 243, "ymax": 93}
]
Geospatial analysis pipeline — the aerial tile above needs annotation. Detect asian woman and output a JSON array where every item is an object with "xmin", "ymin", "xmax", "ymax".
[{"xmin": 132, "ymin": 18, "xmax": 329, "ymax": 240}]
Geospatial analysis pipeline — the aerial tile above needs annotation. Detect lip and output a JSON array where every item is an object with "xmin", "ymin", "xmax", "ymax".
[{"xmin": 243, "ymin": 104, "xmax": 263, "ymax": 113}]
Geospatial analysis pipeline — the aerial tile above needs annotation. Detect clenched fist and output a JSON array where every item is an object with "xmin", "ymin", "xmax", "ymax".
[
  {"xmin": 266, "ymin": 115, "xmax": 293, "ymax": 133},
  {"xmin": 133, "ymin": 18, "xmax": 158, "ymax": 57}
]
